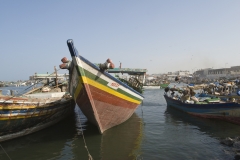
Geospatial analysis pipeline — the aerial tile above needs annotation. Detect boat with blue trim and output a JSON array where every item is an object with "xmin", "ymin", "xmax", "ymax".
[{"xmin": 164, "ymin": 85, "xmax": 240, "ymax": 125}]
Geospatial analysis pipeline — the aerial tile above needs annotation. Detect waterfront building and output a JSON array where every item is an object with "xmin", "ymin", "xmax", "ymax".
[
  {"xmin": 194, "ymin": 66, "xmax": 240, "ymax": 80},
  {"xmin": 29, "ymin": 73, "xmax": 69, "ymax": 84}
]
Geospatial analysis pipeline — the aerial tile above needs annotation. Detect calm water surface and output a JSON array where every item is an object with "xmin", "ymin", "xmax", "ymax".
[{"xmin": 0, "ymin": 86, "xmax": 240, "ymax": 160}]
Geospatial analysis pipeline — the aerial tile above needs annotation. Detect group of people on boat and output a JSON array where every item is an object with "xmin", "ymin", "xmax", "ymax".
[
  {"xmin": 164, "ymin": 79, "xmax": 239, "ymax": 104},
  {"xmin": 165, "ymin": 85, "xmax": 199, "ymax": 104}
]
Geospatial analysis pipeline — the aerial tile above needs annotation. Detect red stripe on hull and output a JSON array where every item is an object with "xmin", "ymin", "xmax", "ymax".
[
  {"xmin": 76, "ymin": 84, "xmax": 140, "ymax": 133},
  {"xmin": 75, "ymin": 87, "xmax": 98, "ymax": 127},
  {"xmin": 93, "ymin": 99, "xmax": 136, "ymax": 132},
  {"xmin": 88, "ymin": 85, "xmax": 138, "ymax": 109}
]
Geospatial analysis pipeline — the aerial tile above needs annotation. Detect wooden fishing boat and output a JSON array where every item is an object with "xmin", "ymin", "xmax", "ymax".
[
  {"xmin": 0, "ymin": 78, "xmax": 75, "ymax": 142},
  {"xmin": 164, "ymin": 87, "xmax": 240, "ymax": 125},
  {"xmin": 59, "ymin": 39, "xmax": 145, "ymax": 133}
]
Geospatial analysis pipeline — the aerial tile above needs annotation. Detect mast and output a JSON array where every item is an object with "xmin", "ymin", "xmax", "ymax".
[{"xmin": 54, "ymin": 66, "xmax": 58, "ymax": 88}]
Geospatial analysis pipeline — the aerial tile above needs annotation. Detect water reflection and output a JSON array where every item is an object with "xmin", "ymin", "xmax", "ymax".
[
  {"xmin": 165, "ymin": 106, "xmax": 240, "ymax": 139},
  {"xmin": 0, "ymin": 111, "xmax": 77, "ymax": 160},
  {"xmin": 0, "ymin": 105, "xmax": 144, "ymax": 160},
  {"xmin": 74, "ymin": 106, "xmax": 144, "ymax": 160},
  {"xmin": 100, "ymin": 113, "xmax": 143, "ymax": 160}
]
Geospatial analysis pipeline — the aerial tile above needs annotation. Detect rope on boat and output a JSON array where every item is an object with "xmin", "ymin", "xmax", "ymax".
[
  {"xmin": 0, "ymin": 144, "xmax": 12, "ymax": 160},
  {"xmin": 140, "ymin": 102, "xmax": 145, "ymax": 125},
  {"xmin": 77, "ymin": 113, "xmax": 93, "ymax": 160}
]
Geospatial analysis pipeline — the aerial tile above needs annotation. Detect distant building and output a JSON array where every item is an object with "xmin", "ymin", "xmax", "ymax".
[
  {"xmin": 207, "ymin": 68, "xmax": 228, "ymax": 79},
  {"xmin": 193, "ymin": 66, "xmax": 240, "ymax": 79},
  {"xmin": 176, "ymin": 70, "xmax": 190, "ymax": 77},
  {"xmin": 229, "ymin": 66, "xmax": 240, "ymax": 77},
  {"xmin": 194, "ymin": 68, "xmax": 211, "ymax": 78},
  {"xmin": 29, "ymin": 73, "xmax": 69, "ymax": 82},
  {"xmin": 165, "ymin": 70, "xmax": 191, "ymax": 81}
]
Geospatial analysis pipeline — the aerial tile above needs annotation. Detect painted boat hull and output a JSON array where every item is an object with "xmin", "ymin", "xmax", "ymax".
[
  {"xmin": 164, "ymin": 94, "xmax": 240, "ymax": 125},
  {"xmin": 67, "ymin": 39, "xmax": 144, "ymax": 133},
  {"xmin": 0, "ymin": 95, "xmax": 75, "ymax": 142}
]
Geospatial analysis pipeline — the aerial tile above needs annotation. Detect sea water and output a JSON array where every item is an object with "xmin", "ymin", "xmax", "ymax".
[{"xmin": 0, "ymin": 86, "xmax": 239, "ymax": 160}]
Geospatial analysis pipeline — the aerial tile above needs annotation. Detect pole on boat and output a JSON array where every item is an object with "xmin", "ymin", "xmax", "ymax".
[
  {"xmin": 54, "ymin": 66, "xmax": 58, "ymax": 88},
  {"xmin": 10, "ymin": 90, "xmax": 14, "ymax": 96}
]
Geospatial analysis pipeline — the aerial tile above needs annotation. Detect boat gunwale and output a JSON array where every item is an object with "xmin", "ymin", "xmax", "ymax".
[
  {"xmin": 79, "ymin": 55, "xmax": 144, "ymax": 98},
  {"xmin": 67, "ymin": 39, "xmax": 144, "ymax": 98}
]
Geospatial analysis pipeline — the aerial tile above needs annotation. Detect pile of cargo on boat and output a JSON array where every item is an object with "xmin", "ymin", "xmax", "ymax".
[
  {"xmin": 163, "ymin": 80, "xmax": 240, "ymax": 126},
  {"xmin": 165, "ymin": 80, "xmax": 239, "ymax": 104}
]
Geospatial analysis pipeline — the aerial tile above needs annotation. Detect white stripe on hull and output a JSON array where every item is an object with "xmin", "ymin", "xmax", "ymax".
[{"xmin": 75, "ymin": 56, "xmax": 143, "ymax": 100}]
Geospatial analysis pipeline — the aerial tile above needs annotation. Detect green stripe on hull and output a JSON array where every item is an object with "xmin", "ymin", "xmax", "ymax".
[{"xmin": 80, "ymin": 66, "xmax": 142, "ymax": 102}]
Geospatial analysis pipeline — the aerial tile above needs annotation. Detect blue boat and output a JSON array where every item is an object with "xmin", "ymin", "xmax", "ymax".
[{"xmin": 164, "ymin": 91, "xmax": 240, "ymax": 125}]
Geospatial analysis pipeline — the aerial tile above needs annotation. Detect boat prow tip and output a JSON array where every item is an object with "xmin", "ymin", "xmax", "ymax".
[
  {"xmin": 67, "ymin": 39, "xmax": 73, "ymax": 43},
  {"xmin": 67, "ymin": 39, "xmax": 78, "ymax": 57}
]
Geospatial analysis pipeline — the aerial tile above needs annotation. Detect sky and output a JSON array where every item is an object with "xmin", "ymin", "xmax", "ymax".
[{"xmin": 1, "ymin": 0, "xmax": 240, "ymax": 81}]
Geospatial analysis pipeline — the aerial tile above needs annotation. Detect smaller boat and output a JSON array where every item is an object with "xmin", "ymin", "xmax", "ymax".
[
  {"xmin": 159, "ymin": 80, "xmax": 170, "ymax": 89},
  {"xmin": 0, "ymin": 72, "xmax": 75, "ymax": 142},
  {"xmin": 163, "ymin": 86, "xmax": 240, "ymax": 125}
]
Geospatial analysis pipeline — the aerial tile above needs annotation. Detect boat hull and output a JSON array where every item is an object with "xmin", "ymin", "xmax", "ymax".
[
  {"xmin": 0, "ymin": 96, "xmax": 75, "ymax": 142},
  {"xmin": 164, "ymin": 94, "xmax": 240, "ymax": 125},
  {"xmin": 67, "ymin": 40, "xmax": 144, "ymax": 133},
  {"xmin": 76, "ymin": 83, "xmax": 139, "ymax": 132}
]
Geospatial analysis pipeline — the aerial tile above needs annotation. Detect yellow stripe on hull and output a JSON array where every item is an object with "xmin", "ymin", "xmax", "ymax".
[
  {"xmin": 0, "ymin": 112, "xmax": 54, "ymax": 120},
  {"xmin": 74, "ymin": 79, "xmax": 84, "ymax": 100},
  {"xmin": 0, "ymin": 105, "xmax": 38, "ymax": 110},
  {"xmin": 74, "ymin": 76, "xmax": 141, "ymax": 104}
]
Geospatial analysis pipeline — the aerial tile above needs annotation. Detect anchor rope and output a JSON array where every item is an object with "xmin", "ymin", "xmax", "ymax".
[
  {"xmin": 77, "ymin": 113, "xmax": 93, "ymax": 160},
  {"xmin": 0, "ymin": 144, "xmax": 12, "ymax": 160},
  {"xmin": 141, "ymin": 101, "xmax": 145, "ymax": 125}
]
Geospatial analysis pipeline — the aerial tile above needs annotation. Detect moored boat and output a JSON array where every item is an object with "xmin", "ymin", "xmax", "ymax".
[
  {"xmin": 60, "ymin": 39, "xmax": 145, "ymax": 133},
  {"xmin": 164, "ymin": 86, "xmax": 240, "ymax": 125},
  {"xmin": 0, "ymin": 75, "xmax": 75, "ymax": 142},
  {"xmin": 160, "ymin": 83, "xmax": 170, "ymax": 89},
  {"xmin": 159, "ymin": 80, "xmax": 170, "ymax": 89}
]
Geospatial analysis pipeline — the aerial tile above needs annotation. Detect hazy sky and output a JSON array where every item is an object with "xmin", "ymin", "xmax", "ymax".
[{"xmin": 1, "ymin": 0, "xmax": 240, "ymax": 81}]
